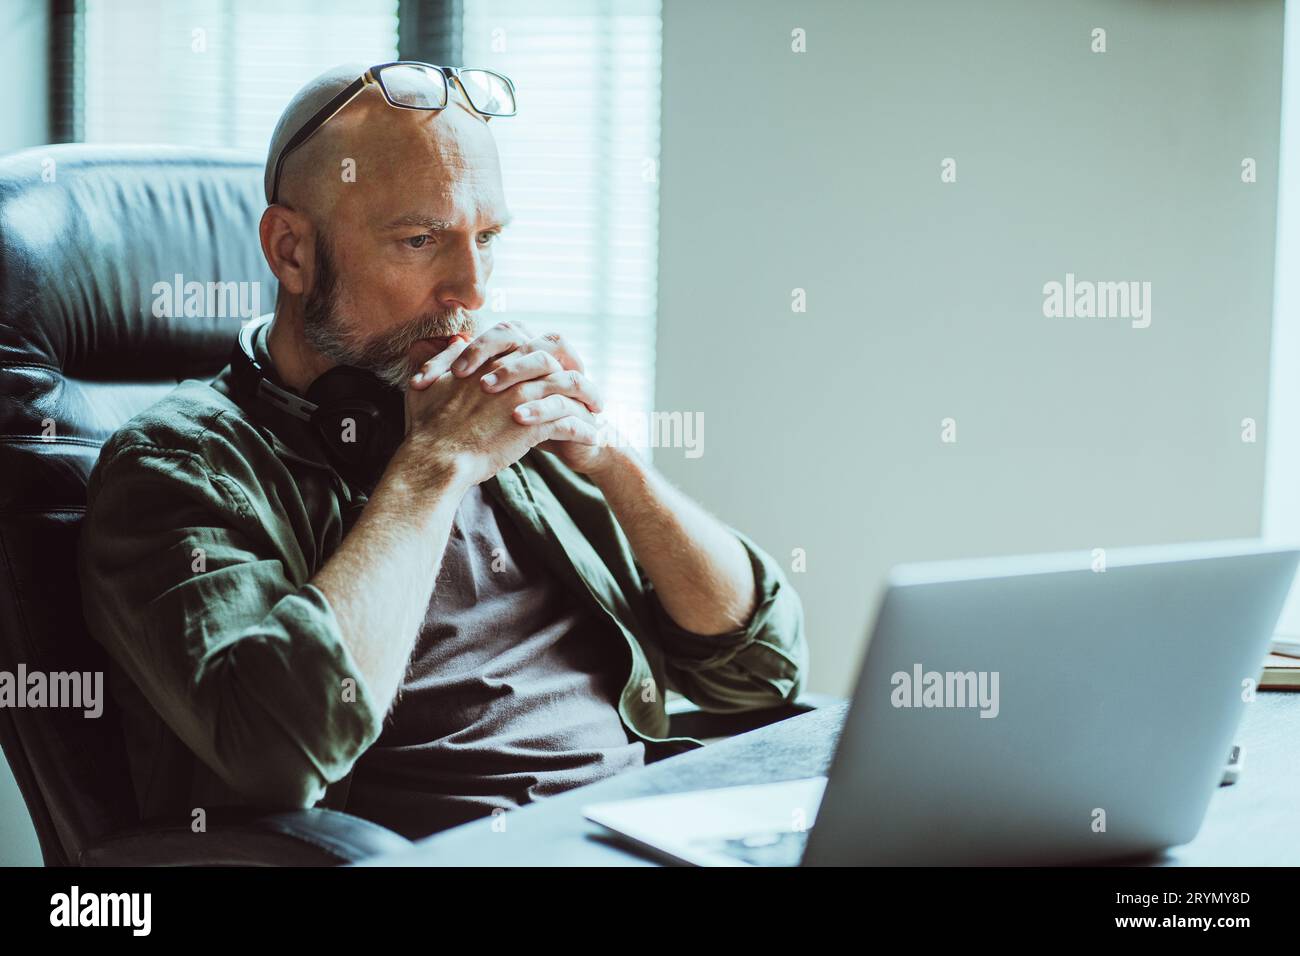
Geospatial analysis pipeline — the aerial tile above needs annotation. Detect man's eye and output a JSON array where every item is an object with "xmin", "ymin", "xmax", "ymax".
[
  {"xmin": 405, "ymin": 234, "xmax": 431, "ymax": 249},
  {"xmin": 477, "ymin": 231, "xmax": 499, "ymax": 247}
]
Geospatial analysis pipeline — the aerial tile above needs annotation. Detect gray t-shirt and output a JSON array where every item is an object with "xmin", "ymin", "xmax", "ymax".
[{"xmin": 345, "ymin": 481, "xmax": 646, "ymax": 839}]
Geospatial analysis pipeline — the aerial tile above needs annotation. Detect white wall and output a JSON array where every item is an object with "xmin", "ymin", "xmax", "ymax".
[
  {"xmin": 0, "ymin": 0, "xmax": 49, "ymax": 153},
  {"xmin": 1264, "ymin": 0, "xmax": 1300, "ymax": 636},
  {"xmin": 656, "ymin": 0, "xmax": 1285, "ymax": 698}
]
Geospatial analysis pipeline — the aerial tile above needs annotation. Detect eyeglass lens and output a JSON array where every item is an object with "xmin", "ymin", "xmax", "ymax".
[
  {"xmin": 457, "ymin": 69, "xmax": 514, "ymax": 115},
  {"xmin": 378, "ymin": 64, "xmax": 514, "ymax": 115},
  {"xmin": 379, "ymin": 64, "xmax": 449, "ymax": 109}
]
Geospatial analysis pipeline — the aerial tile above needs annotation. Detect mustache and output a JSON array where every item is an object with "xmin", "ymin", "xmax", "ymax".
[
  {"xmin": 343, "ymin": 310, "xmax": 469, "ymax": 363},
  {"xmin": 377, "ymin": 309, "xmax": 474, "ymax": 356}
]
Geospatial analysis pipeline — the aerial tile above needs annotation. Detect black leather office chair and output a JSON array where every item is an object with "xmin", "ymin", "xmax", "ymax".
[{"xmin": 0, "ymin": 144, "xmax": 830, "ymax": 866}]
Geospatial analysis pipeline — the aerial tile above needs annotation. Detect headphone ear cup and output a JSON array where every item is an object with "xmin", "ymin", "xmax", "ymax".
[{"xmin": 305, "ymin": 367, "xmax": 406, "ymax": 490}]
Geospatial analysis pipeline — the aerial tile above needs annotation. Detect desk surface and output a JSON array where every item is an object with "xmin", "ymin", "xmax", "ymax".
[{"xmin": 362, "ymin": 692, "xmax": 1300, "ymax": 866}]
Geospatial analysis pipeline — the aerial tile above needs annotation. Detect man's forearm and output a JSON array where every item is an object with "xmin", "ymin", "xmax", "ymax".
[
  {"xmin": 588, "ymin": 447, "xmax": 757, "ymax": 635},
  {"xmin": 310, "ymin": 442, "xmax": 469, "ymax": 715}
]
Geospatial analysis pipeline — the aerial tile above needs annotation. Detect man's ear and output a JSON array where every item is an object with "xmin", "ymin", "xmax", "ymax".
[{"xmin": 258, "ymin": 205, "xmax": 314, "ymax": 296}]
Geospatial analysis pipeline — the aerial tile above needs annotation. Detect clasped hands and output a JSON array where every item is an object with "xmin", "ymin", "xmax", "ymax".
[{"xmin": 402, "ymin": 320, "xmax": 615, "ymax": 484}]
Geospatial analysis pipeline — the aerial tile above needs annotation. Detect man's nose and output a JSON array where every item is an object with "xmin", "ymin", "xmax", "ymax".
[{"xmin": 435, "ymin": 237, "xmax": 488, "ymax": 313}]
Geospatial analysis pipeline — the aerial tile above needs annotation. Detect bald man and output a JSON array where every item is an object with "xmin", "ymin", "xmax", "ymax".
[{"xmin": 77, "ymin": 63, "xmax": 808, "ymax": 841}]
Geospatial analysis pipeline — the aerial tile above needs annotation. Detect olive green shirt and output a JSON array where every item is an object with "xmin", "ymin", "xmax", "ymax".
[{"xmin": 76, "ymin": 337, "xmax": 808, "ymax": 823}]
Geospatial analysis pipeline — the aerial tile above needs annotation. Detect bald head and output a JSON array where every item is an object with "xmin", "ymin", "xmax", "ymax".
[
  {"xmin": 258, "ymin": 62, "xmax": 512, "ymax": 392},
  {"xmin": 266, "ymin": 62, "xmax": 497, "ymax": 219}
]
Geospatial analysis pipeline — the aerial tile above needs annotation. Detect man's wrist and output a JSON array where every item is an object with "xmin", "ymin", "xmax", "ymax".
[
  {"xmin": 586, "ymin": 443, "xmax": 648, "ymax": 494},
  {"xmin": 386, "ymin": 435, "xmax": 475, "ymax": 501}
]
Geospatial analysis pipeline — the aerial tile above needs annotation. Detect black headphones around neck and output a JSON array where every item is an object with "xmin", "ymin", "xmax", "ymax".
[{"xmin": 229, "ymin": 315, "xmax": 405, "ymax": 494}]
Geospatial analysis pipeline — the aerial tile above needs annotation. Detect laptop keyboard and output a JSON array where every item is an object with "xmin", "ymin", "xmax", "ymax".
[{"xmin": 694, "ymin": 827, "xmax": 813, "ymax": 867}]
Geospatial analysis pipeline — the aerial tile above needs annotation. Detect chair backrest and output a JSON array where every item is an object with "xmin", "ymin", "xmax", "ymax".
[{"xmin": 0, "ymin": 144, "xmax": 275, "ymax": 864}]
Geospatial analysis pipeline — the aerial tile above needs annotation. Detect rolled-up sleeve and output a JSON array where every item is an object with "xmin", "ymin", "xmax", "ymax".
[
  {"xmin": 77, "ymin": 441, "xmax": 384, "ymax": 808},
  {"xmin": 646, "ymin": 528, "xmax": 808, "ymax": 712}
]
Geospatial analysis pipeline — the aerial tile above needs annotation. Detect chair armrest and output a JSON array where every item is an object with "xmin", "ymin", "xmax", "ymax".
[
  {"xmin": 666, "ymin": 692, "xmax": 847, "ymax": 741},
  {"xmin": 77, "ymin": 807, "xmax": 413, "ymax": 866}
]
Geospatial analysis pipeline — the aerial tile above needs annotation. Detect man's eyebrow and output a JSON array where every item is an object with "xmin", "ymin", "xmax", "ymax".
[
  {"xmin": 382, "ymin": 212, "xmax": 514, "ymax": 231},
  {"xmin": 383, "ymin": 213, "xmax": 456, "ymax": 231}
]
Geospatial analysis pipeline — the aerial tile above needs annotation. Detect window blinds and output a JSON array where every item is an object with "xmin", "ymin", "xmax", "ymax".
[
  {"xmin": 80, "ymin": 0, "xmax": 400, "ymax": 152},
  {"xmin": 459, "ymin": 0, "xmax": 662, "ymax": 420}
]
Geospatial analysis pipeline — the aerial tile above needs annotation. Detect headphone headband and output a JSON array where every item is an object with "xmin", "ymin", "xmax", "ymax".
[
  {"xmin": 229, "ymin": 314, "xmax": 406, "ymax": 493},
  {"xmin": 234, "ymin": 315, "xmax": 319, "ymax": 421}
]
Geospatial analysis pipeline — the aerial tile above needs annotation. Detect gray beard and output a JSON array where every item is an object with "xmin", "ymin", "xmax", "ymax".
[
  {"xmin": 302, "ymin": 232, "xmax": 474, "ymax": 389},
  {"xmin": 304, "ymin": 307, "xmax": 471, "ymax": 389}
]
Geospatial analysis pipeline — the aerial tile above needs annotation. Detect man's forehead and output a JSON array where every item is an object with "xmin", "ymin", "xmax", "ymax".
[
  {"xmin": 322, "ymin": 98, "xmax": 509, "ymax": 224},
  {"xmin": 276, "ymin": 76, "xmax": 504, "ymax": 215},
  {"xmin": 361, "ymin": 96, "xmax": 501, "ymax": 174}
]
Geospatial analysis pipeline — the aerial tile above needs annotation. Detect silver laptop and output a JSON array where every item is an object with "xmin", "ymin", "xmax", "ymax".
[{"xmin": 583, "ymin": 539, "xmax": 1299, "ymax": 866}]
